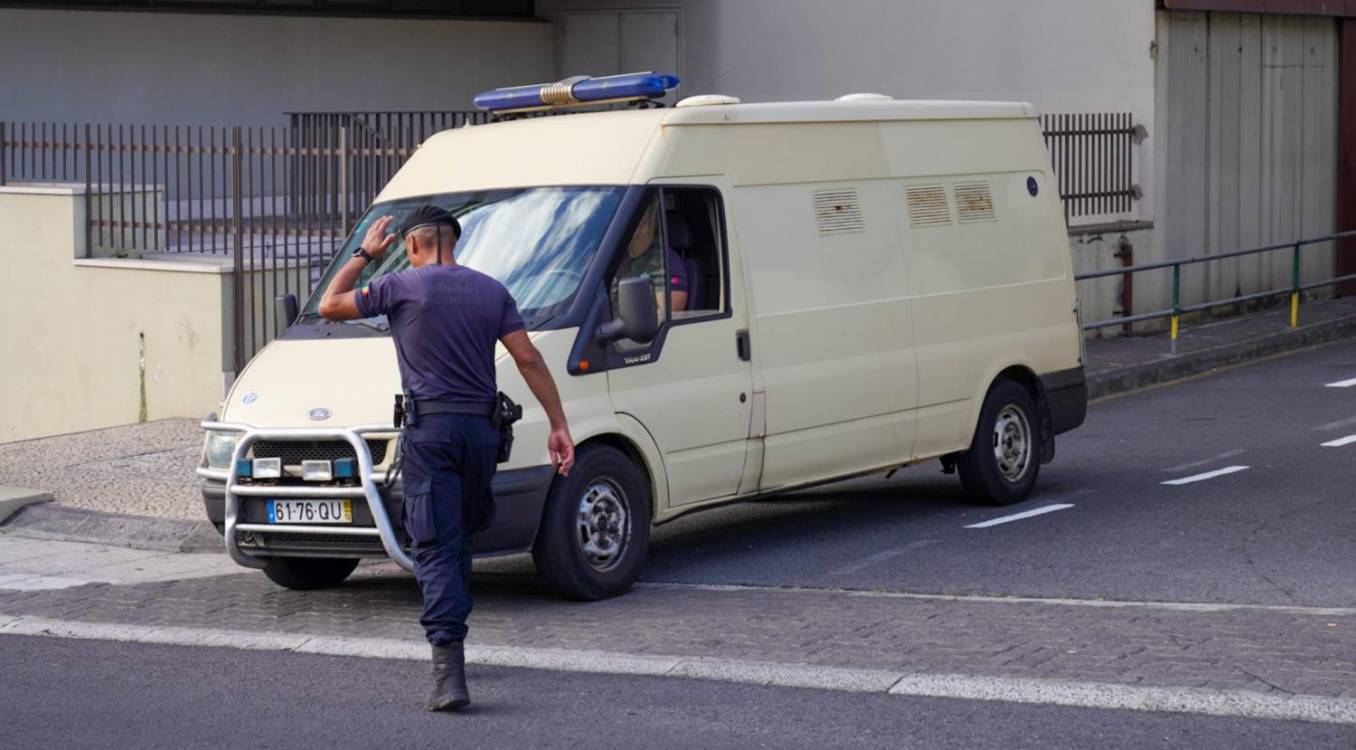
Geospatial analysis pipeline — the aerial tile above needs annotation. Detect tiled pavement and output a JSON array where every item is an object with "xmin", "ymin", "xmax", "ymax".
[{"xmin": 1, "ymin": 541, "xmax": 1353, "ymax": 703}]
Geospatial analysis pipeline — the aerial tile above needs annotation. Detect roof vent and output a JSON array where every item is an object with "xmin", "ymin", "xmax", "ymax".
[
  {"xmin": 676, "ymin": 95, "xmax": 742, "ymax": 108},
  {"xmin": 836, "ymin": 93, "xmax": 894, "ymax": 102}
]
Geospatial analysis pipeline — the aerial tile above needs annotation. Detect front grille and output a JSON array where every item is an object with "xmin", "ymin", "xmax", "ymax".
[
  {"xmin": 250, "ymin": 531, "xmax": 385, "ymax": 547},
  {"xmin": 252, "ymin": 439, "xmax": 389, "ymax": 466}
]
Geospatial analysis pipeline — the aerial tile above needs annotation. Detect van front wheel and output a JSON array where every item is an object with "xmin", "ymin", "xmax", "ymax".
[
  {"xmin": 958, "ymin": 380, "xmax": 1041, "ymax": 506},
  {"xmin": 532, "ymin": 445, "xmax": 652, "ymax": 601}
]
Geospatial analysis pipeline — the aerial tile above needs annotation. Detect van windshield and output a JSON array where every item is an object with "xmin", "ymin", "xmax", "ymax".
[{"xmin": 300, "ymin": 186, "xmax": 626, "ymax": 328}]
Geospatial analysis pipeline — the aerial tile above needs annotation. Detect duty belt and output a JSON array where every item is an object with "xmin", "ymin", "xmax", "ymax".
[{"xmin": 411, "ymin": 399, "xmax": 495, "ymax": 419}]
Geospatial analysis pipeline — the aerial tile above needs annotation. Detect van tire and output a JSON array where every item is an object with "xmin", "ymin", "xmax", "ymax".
[
  {"xmin": 958, "ymin": 379, "xmax": 1041, "ymax": 506},
  {"xmin": 532, "ymin": 445, "xmax": 651, "ymax": 601},
  {"xmin": 261, "ymin": 556, "xmax": 359, "ymax": 590}
]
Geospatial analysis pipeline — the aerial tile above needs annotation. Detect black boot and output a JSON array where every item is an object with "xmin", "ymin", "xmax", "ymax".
[{"xmin": 427, "ymin": 642, "xmax": 471, "ymax": 712}]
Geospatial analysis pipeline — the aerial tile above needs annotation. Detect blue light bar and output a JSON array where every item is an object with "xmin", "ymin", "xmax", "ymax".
[{"xmin": 473, "ymin": 72, "xmax": 680, "ymax": 113}]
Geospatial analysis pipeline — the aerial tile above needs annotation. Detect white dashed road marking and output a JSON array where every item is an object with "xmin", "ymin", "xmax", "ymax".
[
  {"xmin": 964, "ymin": 504, "xmax": 1075, "ymax": 529},
  {"xmin": 1161, "ymin": 465, "xmax": 1250, "ymax": 486},
  {"xmin": 1325, "ymin": 377, "xmax": 1356, "ymax": 388},
  {"xmin": 1320, "ymin": 434, "xmax": 1356, "ymax": 448}
]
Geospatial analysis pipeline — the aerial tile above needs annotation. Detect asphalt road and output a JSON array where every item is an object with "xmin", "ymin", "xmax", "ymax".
[
  {"xmin": 482, "ymin": 340, "xmax": 1356, "ymax": 607},
  {"xmin": 3, "ymin": 635, "xmax": 1351, "ymax": 750}
]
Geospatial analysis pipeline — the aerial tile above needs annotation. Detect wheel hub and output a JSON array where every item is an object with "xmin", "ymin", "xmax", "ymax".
[
  {"xmin": 991, "ymin": 404, "xmax": 1032, "ymax": 483},
  {"xmin": 576, "ymin": 479, "xmax": 631, "ymax": 571}
]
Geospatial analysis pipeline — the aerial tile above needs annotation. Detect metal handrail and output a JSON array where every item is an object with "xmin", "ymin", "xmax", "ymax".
[{"xmin": 1075, "ymin": 230, "xmax": 1356, "ymax": 354}]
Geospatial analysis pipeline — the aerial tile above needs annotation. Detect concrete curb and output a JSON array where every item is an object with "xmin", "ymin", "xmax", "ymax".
[
  {"xmin": 0, "ymin": 486, "xmax": 52, "ymax": 524},
  {"xmin": 4, "ymin": 613, "xmax": 1355, "ymax": 725},
  {"xmin": 1087, "ymin": 314, "xmax": 1356, "ymax": 400},
  {"xmin": 0, "ymin": 503, "xmax": 219, "ymax": 553}
]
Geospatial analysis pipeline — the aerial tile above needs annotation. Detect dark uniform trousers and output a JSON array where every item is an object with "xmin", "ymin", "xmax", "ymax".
[{"xmin": 400, "ymin": 413, "xmax": 500, "ymax": 646}]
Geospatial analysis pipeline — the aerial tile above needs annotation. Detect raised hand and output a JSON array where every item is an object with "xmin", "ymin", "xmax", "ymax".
[{"xmin": 362, "ymin": 215, "xmax": 399, "ymax": 260}]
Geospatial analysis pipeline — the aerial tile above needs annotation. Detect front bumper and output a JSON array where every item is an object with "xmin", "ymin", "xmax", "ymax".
[{"xmin": 198, "ymin": 421, "xmax": 555, "ymax": 570}]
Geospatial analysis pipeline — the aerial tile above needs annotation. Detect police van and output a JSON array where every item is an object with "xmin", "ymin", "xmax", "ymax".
[{"xmin": 197, "ymin": 73, "xmax": 1087, "ymax": 600}]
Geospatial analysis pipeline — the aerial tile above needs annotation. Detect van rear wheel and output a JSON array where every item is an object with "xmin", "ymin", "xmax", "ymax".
[
  {"xmin": 261, "ymin": 556, "xmax": 359, "ymax": 590},
  {"xmin": 958, "ymin": 379, "xmax": 1041, "ymax": 506},
  {"xmin": 532, "ymin": 445, "xmax": 651, "ymax": 601}
]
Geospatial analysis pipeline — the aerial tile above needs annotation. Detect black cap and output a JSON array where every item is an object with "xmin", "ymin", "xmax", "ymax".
[{"xmin": 398, "ymin": 204, "xmax": 461, "ymax": 240}]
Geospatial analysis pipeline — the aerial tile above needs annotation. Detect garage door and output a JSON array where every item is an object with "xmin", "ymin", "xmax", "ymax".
[{"xmin": 1155, "ymin": 10, "xmax": 1337, "ymax": 307}]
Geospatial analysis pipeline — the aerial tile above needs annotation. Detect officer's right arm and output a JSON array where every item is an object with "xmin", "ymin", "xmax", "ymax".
[{"xmin": 501, "ymin": 330, "xmax": 574, "ymax": 476}]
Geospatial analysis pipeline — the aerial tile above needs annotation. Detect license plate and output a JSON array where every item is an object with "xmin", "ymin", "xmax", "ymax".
[{"xmin": 267, "ymin": 499, "xmax": 352, "ymax": 524}]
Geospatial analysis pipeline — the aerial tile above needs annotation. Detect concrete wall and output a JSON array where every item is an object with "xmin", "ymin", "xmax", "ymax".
[
  {"xmin": 1069, "ymin": 224, "xmax": 1159, "ymax": 337},
  {"xmin": 538, "ymin": 0, "xmax": 1158, "ymax": 221},
  {"xmin": 0, "ymin": 8, "xmax": 554, "ymax": 126},
  {"xmin": 0, "ymin": 185, "xmax": 232, "ymax": 443}
]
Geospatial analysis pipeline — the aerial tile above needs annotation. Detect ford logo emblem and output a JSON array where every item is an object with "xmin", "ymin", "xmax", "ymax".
[{"xmin": 307, "ymin": 408, "xmax": 332, "ymax": 421}]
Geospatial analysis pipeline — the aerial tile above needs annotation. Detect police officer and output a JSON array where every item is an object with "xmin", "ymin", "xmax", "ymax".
[{"xmin": 318, "ymin": 205, "xmax": 575, "ymax": 712}]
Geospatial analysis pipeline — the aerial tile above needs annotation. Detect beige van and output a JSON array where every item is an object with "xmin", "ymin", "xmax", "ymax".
[{"xmin": 197, "ymin": 94, "xmax": 1086, "ymax": 600}]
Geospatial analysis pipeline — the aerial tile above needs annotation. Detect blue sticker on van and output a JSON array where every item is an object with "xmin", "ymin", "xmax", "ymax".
[
  {"xmin": 1027, "ymin": 177, "xmax": 1039, "ymax": 197},
  {"xmin": 242, "ymin": 392, "xmax": 257, "ymax": 405}
]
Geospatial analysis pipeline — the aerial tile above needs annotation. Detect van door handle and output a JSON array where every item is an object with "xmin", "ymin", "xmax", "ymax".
[{"xmin": 736, "ymin": 329, "xmax": 751, "ymax": 362}]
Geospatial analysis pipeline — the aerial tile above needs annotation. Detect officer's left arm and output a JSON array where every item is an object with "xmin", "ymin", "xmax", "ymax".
[
  {"xmin": 317, "ymin": 259, "xmax": 367, "ymax": 321},
  {"xmin": 319, "ymin": 216, "xmax": 397, "ymax": 321}
]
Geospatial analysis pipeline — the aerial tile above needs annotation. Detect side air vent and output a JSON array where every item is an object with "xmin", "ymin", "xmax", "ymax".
[
  {"xmin": 813, "ymin": 189, "xmax": 865, "ymax": 235},
  {"xmin": 954, "ymin": 181, "xmax": 997, "ymax": 224},
  {"xmin": 906, "ymin": 185, "xmax": 952, "ymax": 228}
]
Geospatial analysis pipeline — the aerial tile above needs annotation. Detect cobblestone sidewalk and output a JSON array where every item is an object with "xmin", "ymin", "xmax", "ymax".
[
  {"xmin": 0, "ymin": 419, "xmax": 202, "ymax": 520},
  {"xmin": 2, "ymin": 552, "xmax": 1352, "ymax": 703}
]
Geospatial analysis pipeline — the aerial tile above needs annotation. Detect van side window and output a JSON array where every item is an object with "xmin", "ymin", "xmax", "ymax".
[
  {"xmin": 610, "ymin": 192, "xmax": 670, "ymax": 351},
  {"xmin": 608, "ymin": 187, "xmax": 728, "ymax": 352},
  {"xmin": 662, "ymin": 187, "xmax": 726, "ymax": 320}
]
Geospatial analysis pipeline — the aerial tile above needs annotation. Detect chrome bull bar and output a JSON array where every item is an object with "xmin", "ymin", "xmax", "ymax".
[{"xmin": 201, "ymin": 421, "xmax": 414, "ymax": 572}]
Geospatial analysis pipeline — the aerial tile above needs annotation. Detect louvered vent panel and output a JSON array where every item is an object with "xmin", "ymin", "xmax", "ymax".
[
  {"xmin": 906, "ymin": 185, "xmax": 952, "ymax": 228},
  {"xmin": 812, "ymin": 189, "xmax": 865, "ymax": 234},
  {"xmin": 954, "ymin": 181, "xmax": 997, "ymax": 224}
]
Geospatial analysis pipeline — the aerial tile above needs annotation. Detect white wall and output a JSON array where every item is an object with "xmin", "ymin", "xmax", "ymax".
[
  {"xmin": 539, "ymin": 0, "xmax": 1157, "ymax": 219},
  {"xmin": 0, "ymin": 185, "xmax": 233, "ymax": 442},
  {"xmin": 0, "ymin": 8, "xmax": 554, "ymax": 126}
]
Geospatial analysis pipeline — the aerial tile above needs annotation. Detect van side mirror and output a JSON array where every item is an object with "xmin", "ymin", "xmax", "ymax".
[
  {"xmin": 275, "ymin": 293, "xmax": 299, "ymax": 331},
  {"xmin": 597, "ymin": 275, "xmax": 659, "ymax": 344}
]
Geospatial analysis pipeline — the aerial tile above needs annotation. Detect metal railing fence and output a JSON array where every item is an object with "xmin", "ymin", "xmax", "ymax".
[
  {"xmin": 1076, "ymin": 231, "xmax": 1356, "ymax": 354},
  {"xmin": 0, "ymin": 120, "xmax": 364, "ymax": 255},
  {"xmin": 0, "ymin": 119, "xmax": 447, "ymax": 369},
  {"xmin": 1040, "ymin": 113, "xmax": 1142, "ymax": 223}
]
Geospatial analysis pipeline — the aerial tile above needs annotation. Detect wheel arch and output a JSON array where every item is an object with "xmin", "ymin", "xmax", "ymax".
[
  {"xmin": 575, "ymin": 416, "xmax": 668, "ymax": 521},
  {"xmin": 969, "ymin": 364, "xmax": 1055, "ymax": 464}
]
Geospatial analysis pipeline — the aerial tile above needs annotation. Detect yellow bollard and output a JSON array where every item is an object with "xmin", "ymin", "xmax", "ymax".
[
  {"xmin": 1170, "ymin": 314, "xmax": 1179, "ymax": 355},
  {"xmin": 1291, "ymin": 292, "xmax": 1300, "ymax": 328}
]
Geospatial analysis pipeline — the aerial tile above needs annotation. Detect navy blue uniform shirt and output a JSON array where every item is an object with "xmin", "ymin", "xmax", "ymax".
[{"xmin": 355, "ymin": 264, "xmax": 525, "ymax": 403}]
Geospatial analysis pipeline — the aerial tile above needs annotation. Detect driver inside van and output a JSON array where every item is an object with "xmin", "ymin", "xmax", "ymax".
[{"xmin": 616, "ymin": 199, "xmax": 688, "ymax": 316}]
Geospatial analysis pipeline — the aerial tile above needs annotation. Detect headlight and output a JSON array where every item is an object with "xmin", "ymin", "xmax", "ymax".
[{"xmin": 204, "ymin": 431, "xmax": 239, "ymax": 469}]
